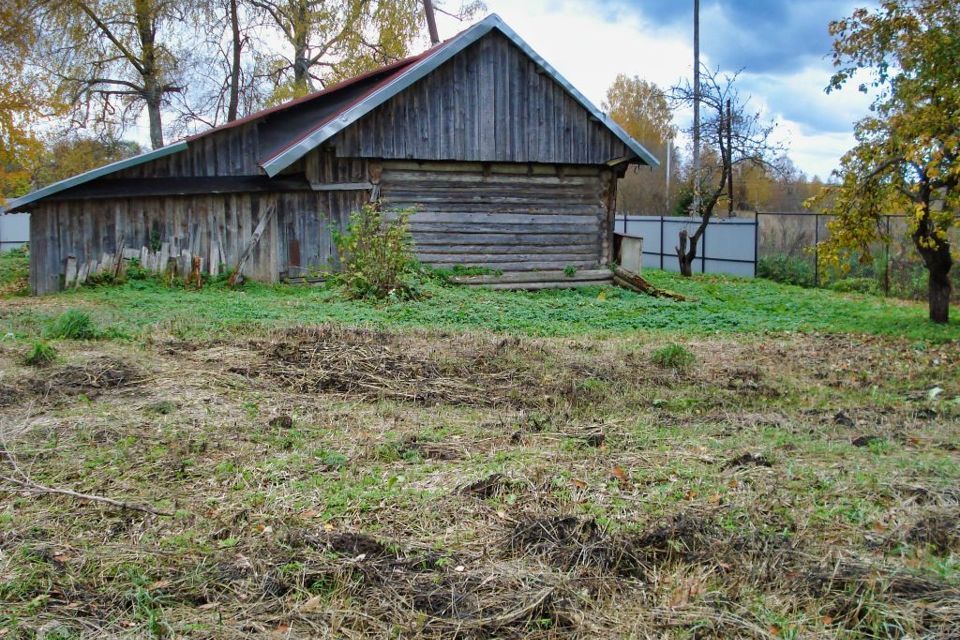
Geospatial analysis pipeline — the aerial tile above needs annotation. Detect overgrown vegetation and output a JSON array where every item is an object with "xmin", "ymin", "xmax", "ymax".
[
  {"xmin": 650, "ymin": 343, "xmax": 695, "ymax": 371},
  {"xmin": 44, "ymin": 309, "xmax": 99, "ymax": 340},
  {"xmin": 757, "ymin": 254, "xmax": 815, "ymax": 288},
  {"xmin": 0, "ymin": 245, "xmax": 28, "ymax": 296},
  {"xmin": 333, "ymin": 204, "xmax": 420, "ymax": 300},
  {"xmin": 21, "ymin": 339, "xmax": 56, "ymax": 366},
  {"xmin": 1, "ymin": 268, "xmax": 957, "ymax": 343}
]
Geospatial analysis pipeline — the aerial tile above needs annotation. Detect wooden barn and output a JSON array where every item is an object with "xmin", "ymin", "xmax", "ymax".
[{"xmin": 4, "ymin": 14, "xmax": 658, "ymax": 295}]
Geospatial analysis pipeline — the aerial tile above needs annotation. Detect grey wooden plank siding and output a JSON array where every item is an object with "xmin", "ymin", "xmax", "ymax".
[
  {"xmin": 380, "ymin": 161, "xmax": 608, "ymax": 272},
  {"xmin": 114, "ymin": 123, "xmax": 262, "ymax": 179},
  {"xmin": 329, "ymin": 32, "xmax": 629, "ymax": 165},
  {"xmin": 29, "ymin": 194, "xmax": 279, "ymax": 295},
  {"xmin": 28, "ymin": 148, "xmax": 371, "ymax": 293}
]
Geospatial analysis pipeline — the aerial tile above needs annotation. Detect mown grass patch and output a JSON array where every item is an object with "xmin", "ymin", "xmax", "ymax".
[{"xmin": 0, "ymin": 329, "xmax": 956, "ymax": 638}]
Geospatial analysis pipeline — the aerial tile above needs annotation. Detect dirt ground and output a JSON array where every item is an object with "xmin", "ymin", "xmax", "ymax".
[{"xmin": 1, "ymin": 327, "xmax": 958, "ymax": 638}]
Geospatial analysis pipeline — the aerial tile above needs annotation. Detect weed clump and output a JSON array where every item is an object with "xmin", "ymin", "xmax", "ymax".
[
  {"xmin": 22, "ymin": 340, "xmax": 57, "ymax": 367},
  {"xmin": 45, "ymin": 310, "xmax": 99, "ymax": 340},
  {"xmin": 651, "ymin": 343, "xmax": 695, "ymax": 371},
  {"xmin": 334, "ymin": 204, "xmax": 420, "ymax": 300}
]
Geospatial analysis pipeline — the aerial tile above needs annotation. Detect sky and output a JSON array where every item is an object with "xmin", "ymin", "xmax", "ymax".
[{"xmin": 434, "ymin": 0, "xmax": 876, "ymax": 180}]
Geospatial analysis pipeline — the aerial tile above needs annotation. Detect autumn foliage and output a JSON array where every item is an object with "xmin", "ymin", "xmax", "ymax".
[{"xmin": 813, "ymin": 0, "xmax": 959, "ymax": 323}]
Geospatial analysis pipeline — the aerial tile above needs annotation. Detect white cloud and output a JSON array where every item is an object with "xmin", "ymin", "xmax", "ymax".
[{"xmin": 436, "ymin": 0, "xmax": 872, "ymax": 178}]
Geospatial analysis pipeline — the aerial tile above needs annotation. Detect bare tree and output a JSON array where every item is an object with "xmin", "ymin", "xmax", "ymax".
[
  {"xmin": 173, "ymin": 0, "xmax": 270, "ymax": 131},
  {"xmin": 671, "ymin": 67, "xmax": 784, "ymax": 276},
  {"xmin": 33, "ymin": 0, "xmax": 204, "ymax": 149}
]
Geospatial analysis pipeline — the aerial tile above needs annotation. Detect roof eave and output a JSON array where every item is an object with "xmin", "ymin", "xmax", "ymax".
[{"xmin": 3, "ymin": 141, "xmax": 189, "ymax": 212}]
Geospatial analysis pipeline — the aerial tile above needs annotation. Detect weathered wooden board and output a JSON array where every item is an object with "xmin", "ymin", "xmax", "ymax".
[
  {"xmin": 329, "ymin": 31, "xmax": 631, "ymax": 165},
  {"xmin": 29, "ymin": 194, "xmax": 282, "ymax": 294},
  {"xmin": 451, "ymin": 269, "xmax": 611, "ymax": 284}
]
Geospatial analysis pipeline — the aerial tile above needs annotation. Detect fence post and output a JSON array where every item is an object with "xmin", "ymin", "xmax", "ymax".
[
  {"xmin": 814, "ymin": 213, "xmax": 820, "ymax": 288},
  {"xmin": 753, "ymin": 213, "xmax": 759, "ymax": 277},
  {"xmin": 884, "ymin": 215, "xmax": 891, "ymax": 297},
  {"xmin": 701, "ymin": 223, "xmax": 707, "ymax": 274},
  {"xmin": 659, "ymin": 215, "xmax": 664, "ymax": 270}
]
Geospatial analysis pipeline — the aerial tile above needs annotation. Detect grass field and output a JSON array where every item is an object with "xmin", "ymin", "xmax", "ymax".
[
  {"xmin": 1, "ymin": 248, "xmax": 958, "ymax": 638},
  {"xmin": 0, "ymin": 246, "xmax": 957, "ymax": 343}
]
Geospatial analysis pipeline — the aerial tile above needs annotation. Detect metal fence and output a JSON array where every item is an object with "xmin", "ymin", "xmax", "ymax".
[
  {"xmin": 615, "ymin": 215, "xmax": 757, "ymax": 277},
  {"xmin": 757, "ymin": 211, "xmax": 960, "ymax": 301},
  {"xmin": 0, "ymin": 213, "xmax": 29, "ymax": 252}
]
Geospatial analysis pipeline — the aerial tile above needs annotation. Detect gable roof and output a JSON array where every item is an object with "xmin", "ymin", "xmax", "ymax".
[
  {"xmin": 4, "ymin": 14, "xmax": 657, "ymax": 213},
  {"xmin": 259, "ymin": 14, "xmax": 659, "ymax": 175}
]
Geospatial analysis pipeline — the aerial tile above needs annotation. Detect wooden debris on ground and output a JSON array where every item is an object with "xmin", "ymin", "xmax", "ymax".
[{"xmin": 612, "ymin": 266, "xmax": 689, "ymax": 301}]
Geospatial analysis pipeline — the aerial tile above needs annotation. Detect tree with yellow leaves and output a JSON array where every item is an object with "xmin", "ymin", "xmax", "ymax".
[
  {"xmin": 0, "ymin": 1, "xmax": 55, "ymax": 202},
  {"xmin": 815, "ymin": 1, "xmax": 958, "ymax": 323}
]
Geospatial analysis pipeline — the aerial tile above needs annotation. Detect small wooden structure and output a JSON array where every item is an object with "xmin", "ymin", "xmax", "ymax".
[{"xmin": 4, "ymin": 14, "xmax": 658, "ymax": 295}]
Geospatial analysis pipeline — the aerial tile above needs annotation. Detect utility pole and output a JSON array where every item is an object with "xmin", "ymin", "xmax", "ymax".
[
  {"xmin": 727, "ymin": 98, "xmax": 734, "ymax": 217},
  {"xmin": 423, "ymin": 0, "xmax": 441, "ymax": 45},
  {"xmin": 665, "ymin": 139, "xmax": 672, "ymax": 214},
  {"xmin": 692, "ymin": 0, "xmax": 701, "ymax": 218}
]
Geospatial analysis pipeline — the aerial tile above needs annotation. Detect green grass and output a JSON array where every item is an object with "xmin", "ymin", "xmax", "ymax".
[
  {"xmin": 21, "ymin": 340, "xmax": 57, "ymax": 367},
  {"xmin": 1, "ymin": 267, "xmax": 958, "ymax": 342},
  {"xmin": 0, "ymin": 246, "xmax": 29, "ymax": 296},
  {"xmin": 44, "ymin": 310, "xmax": 100, "ymax": 340},
  {"xmin": 650, "ymin": 343, "xmax": 695, "ymax": 370}
]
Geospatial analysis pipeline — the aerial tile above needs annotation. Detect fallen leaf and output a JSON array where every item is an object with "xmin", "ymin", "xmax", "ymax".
[
  {"xmin": 572, "ymin": 478, "xmax": 588, "ymax": 490},
  {"xmin": 611, "ymin": 466, "xmax": 630, "ymax": 487},
  {"xmin": 300, "ymin": 596, "xmax": 325, "ymax": 613}
]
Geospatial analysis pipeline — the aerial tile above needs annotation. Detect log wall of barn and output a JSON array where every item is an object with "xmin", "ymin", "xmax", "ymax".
[
  {"xmin": 329, "ymin": 32, "xmax": 630, "ymax": 165},
  {"xmin": 379, "ymin": 161, "xmax": 614, "ymax": 272}
]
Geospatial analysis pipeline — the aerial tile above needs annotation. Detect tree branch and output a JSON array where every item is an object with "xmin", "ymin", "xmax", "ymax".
[
  {"xmin": 0, "ymin": 447, "xmax": 172, "ymax": 517},
  {"xmin": 74, "ymin": 0, "xmax": 146, "ymax": 75}
]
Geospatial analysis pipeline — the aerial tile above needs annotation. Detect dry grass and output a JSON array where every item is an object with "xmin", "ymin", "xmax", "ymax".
[{"xmin": 0, "ymin": 327, "xmax": 958, "ymax": 638}]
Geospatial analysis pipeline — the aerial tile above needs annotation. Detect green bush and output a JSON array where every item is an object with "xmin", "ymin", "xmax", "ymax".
[
  {"xmin": 830, "ymin": 277, "xmax": 881, "ymax": 295},
  {"xmin": 22, "ymin": 340, "xmax": 57, "ymax": 367},
  {"xmin": 333, "ymin": 204, "xmax": 420, "ymax": 300},
  {"xmin": 757, "ymin": 254, "xmax": 815, "ymax": 288},
  {"xmin": 651, "ymin": 343, "xmax": 695, "ymax": 371},
  {"xmin": 45, "ymin": 310, "xmax": 99, "ymax": 340},
  {"xmin": 125, "ymin": 258, "xmax": 151, "ymax": 281}
]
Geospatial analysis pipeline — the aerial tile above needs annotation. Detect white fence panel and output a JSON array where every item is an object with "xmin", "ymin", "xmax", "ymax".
[
  {"xmin": 615, "ymin": 215, "xmax": 756, "ymax": 277},
  {"xmin": 0, "ymin": 213, "xmax": 29, "ymax": 252}
]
